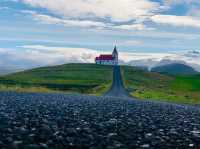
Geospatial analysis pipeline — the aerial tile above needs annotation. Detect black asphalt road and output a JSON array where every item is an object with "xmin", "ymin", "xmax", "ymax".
[
  {"xmin": 105, "ymin": 66, "xmax": 129, "ymax": 98},
  {"xmin": 0, "ymin": 67, "xmax": 200, "ymax": 148}
]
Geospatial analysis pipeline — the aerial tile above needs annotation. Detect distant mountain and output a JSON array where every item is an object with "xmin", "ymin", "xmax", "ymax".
[
  {"xmin": 125, "ymin": 59, "xmax": 158, "ymax": 70},
  {"xmin": 122, "ymin": 50, "xmax": 200, "ymax": 72},
  {"xmin": 125, "ymin": 58, "xmax": 200, "ymax": 73},
  {"xmin": 0, "ymin": 67, "xmax": 23, "ymax": 76},
  {"xmin": 155, "ymin": 59, "xmax": 200, "ymax": 72},
  {"xmin": 151, "ymin": 63, "xmax": 199, "ymax": 75},
  {"xmin": 155, "ymin": 59, "xmax": 186, "ymax": 67}
]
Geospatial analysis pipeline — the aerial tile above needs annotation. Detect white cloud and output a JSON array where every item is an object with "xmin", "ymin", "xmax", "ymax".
[
  {"xmin": 20, "ymin": 45, "xmax": 173, "ymax": 64},
  {"xmin": 0, "ymin": 46, "xmax": 98, "ymax": 69},
  {"xmin": 18, "ymin": 45, "xmax": 100, "ymax": 64},
  {"xmin": 1, "ymin": 45, "xmax": 200, "ymax": 72},
  {"xmin": 151, "ymin": 15, "xmax": 200, "ymax": 28},
  {"xmin": 132, "ymin": 31, "xmax": 200, "ymax": 40},
  {"xmin": 33, "ymin": 14, "xmax": 108, "ymax": 29},
  {"xmin": 114, "ymin": 24, "xmax": 154, "ymax": 31},
  {"xmin": 0, "ymin": 45, "xmax": 166, "ymax": 69},
  {"xmin": 19, "ymin": 0, "xmax": 173, "ymax": 31},
  {"xmin": 0, "ymin": 48, "xmax": 7, "ymax": 53},
  {"xmin": 20, "ymin": 0, "xmax": 200, "ymax": 30},
  {"xmin": 21, "ymin": 0, "xmax": 162, "ymax": 22},
  {"xmin": 119, "ymin": 51, "xmax": 200, "ymax": 72},
  {"xmin": 118, "ymin": 40, "xmax": 144, "ymax": 46},
  {"xmin": 22, "ymin": 10, "xmax": 157, "ymax": 30},
  {"xmin": 120, "ymin": 52, "xmax": 173, "ymax": 63},
  {"xmin": 0, "ymin": 7, "xmax": 9, "ymax": 10},
  {"xmin": 22, "ymin": 10, "xmax": 108, "ymax": 29}
]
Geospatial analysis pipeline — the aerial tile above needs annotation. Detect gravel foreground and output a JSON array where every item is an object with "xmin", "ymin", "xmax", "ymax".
[{"xmin": 0, "ymin": 92, "xmax": 200, "ymax": 149}]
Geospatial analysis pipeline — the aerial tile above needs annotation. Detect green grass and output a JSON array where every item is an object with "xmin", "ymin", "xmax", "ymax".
[
  {"xmin": 121, "ymin": 66, "xmax": 200, "ymax": 104},
  {"xmin": 172, "ymin": 75, "xmax": 200, "ymax": 91},
  {"xmin": 0, "ymin": 63, "xmax": 113, "ymax": 95}
]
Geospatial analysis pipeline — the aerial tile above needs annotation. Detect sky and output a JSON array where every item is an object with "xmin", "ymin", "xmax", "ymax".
[{"xmin": 0, "ymin": 0, "xmax": 200, "ymax": 70}]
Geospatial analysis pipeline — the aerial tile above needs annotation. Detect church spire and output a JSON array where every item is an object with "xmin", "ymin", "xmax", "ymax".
[
  {"xmin": 112, "ymin": 45, "xmax": 118, "ymax": 65},
  {"xmin": 113, "ymin": 45, "xmax": 118, "ymax": 54}
]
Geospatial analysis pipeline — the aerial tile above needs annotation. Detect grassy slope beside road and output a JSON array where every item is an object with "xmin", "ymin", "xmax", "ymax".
[
  {"xmin": 0, "ymin": 64, "xmax": 113, "ymax": 95},
  {"xmin": 121, "ymin": 66, "xmax": 200, "ymax": 104}
]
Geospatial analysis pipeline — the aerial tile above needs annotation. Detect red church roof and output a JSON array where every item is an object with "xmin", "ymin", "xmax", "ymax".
[{"xmin": 96, "ymin": 54, "xmax": 113, "ymax": 60}]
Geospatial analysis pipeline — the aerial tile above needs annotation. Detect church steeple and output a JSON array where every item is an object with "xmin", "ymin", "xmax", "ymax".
[
  {"xmin": 113, "ymin": 45, "xmax": 118, "ymax": 55},
  {"xmin": 112, "ymin": 45, "xmax": 118, "ymax": 65}
]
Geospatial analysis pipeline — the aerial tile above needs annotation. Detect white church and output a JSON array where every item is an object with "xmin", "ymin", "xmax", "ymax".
[{"xmin": 95, "ymin": 46, "xmax": 118, "ymax": 65}]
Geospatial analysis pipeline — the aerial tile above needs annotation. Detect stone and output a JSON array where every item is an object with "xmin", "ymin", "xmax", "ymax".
[
  {"xmin": 145, "ymin": 133, "xmax": 153, "ymax": 138},
  {"xmin": 141, "ymin": 144, "xmax": 150, "ymax": 148},
  {"xmin": 12, "ymin": 141, "xmax": 23, "ymax": 149},
  {"xmin": 189, "ymin": 144, "xmax": 194, "ymax": 147},
  {"xmin": 39, "ymin": 143, "xmax": 48, "ymax": 149}
]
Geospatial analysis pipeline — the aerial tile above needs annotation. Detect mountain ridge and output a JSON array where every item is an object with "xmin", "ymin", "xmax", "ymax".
[{"xmin": 151, "ymin": 63, "xmax": 199, "ymax": 75}]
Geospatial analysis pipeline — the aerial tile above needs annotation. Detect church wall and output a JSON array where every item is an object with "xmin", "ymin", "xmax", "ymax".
[{"xmin": 95, "ymin": 60, "xmax": 116, "ymax": 65}]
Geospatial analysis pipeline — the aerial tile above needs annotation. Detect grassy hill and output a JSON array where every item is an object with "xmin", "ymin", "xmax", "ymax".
[
  {"xmin": 121, "ymin": 66, "xmax": 200, "ymax": 104},
  {"xmin": 0, "ymin": 64, "xmax": 113, "ymax": 95},
  {"xmin": 151, "ymin": 63, "xmax": 199, "ymax": 75},
  {"xmin": 1, "ymin": 63, "xmax": 200, "ymax": 104}
]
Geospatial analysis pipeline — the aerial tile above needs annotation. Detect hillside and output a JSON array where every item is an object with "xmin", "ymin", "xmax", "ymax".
[
  {"xmin": 0, "ymin": 64, "xmax": 113, "ymax": 95},
  {"xmin": 121, "ymin": 66, "xmax": 200, "ymax": 104},
  {"xmin": 151, "ymin": 63, "xmax": 199, "ymax": 75}
]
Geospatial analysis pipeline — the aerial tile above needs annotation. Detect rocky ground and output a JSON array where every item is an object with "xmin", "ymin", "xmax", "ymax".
[{"xmin": 0, "ymin": 92, "xmax": 200, "ymax": 149}]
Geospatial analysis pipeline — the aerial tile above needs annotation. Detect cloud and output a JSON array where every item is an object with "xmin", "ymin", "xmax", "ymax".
[
  {"xmin": 132, "ymin": 31, "xmax": 200, "ymax": 40},
  {"xmin": 120, "ymin": 52, "xmax": 173, "ymax": 62},
  {"xmin": 19, "ymin": 0, "xmax": 170, "ymax": 31},
  {"xmin": 20, "ymin": 0, "xmax": 200, "ymax": 30},
  {"xmin": 113, "ymin": 24, "xmax": 154, "ymax": 31},
  {"xmin": 163, "ymin": 0, "xmax": 200, "ymax": 6},
  {"xmin": 0, "ymin": 46, "xmax": 100, "ymax": 69},
  {"xmin": 1, "ymin": 45, "xmax": 200, "ymax": 72},
  {"xmin": 117, "ymin": 40, "xmax": 144, "ymax": 46},
  {"xmin": 22, "ymin": 10, "xmax": 155, "ymax": 30},
  {"xmin": 19, "ymin": 45, "xmax": 175, "ymax": 63},
  {"xmin": 151, "ymin": 15, "xmax": 200, "ymax": 28},
  {"xmin": 0, "ymin": 48, "xmax": 7, "ymax": 53},
  {"xmin": 187, "ymin": 6, "xmax": 200, "ymax": 18},
  {"xmin": 18, "ymin": 45, "xmax": 100, "ymax": 64},
  {"xmin": 1, "ymin": 45, "xmax": 169, "ymax": 69},
  {"xmin": 32, "ymin": 13, "xmax": 108, "ymax": 29},
  {"xmin": 162, "ymin": 1, "xmax": 200, "ymax": 20},
  {"xmin": 21, "ymin": 10, "xmax": 108, "ymax": 29},
  {"xmin": 0, "ymin": 7, "xmax": 9, "ymax": 10},
  {"xmin": 21, "ymin": 0, "xmax": 162, "ymax": 22},
  {"xmin": 123, "ymin": 50, "xmax": 200, "ymax": 71}
]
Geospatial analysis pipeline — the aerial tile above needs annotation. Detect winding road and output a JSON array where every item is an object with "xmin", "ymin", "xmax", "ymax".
[{"xmin": 0, "ymin": 66, "xmax": 200, "ymax": 148}]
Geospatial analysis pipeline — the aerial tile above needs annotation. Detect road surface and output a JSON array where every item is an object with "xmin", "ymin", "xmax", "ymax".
[
  {"xmin": 0, "ymin": 67, "xmax": 200, "ymax": 148},
  {"xmin": 105, "ymin": 66, "xmax": 129, "ymax": 98}
]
